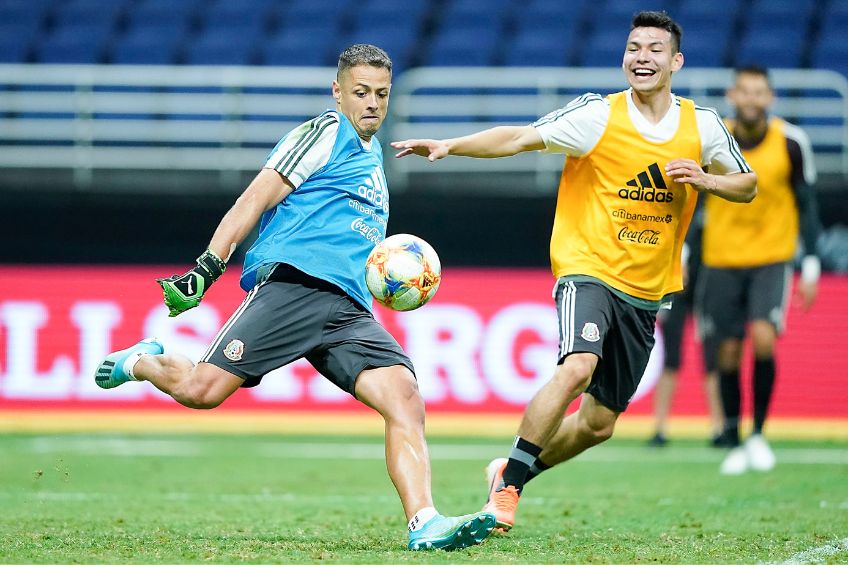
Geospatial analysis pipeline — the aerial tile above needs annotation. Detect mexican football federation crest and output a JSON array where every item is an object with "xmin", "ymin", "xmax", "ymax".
[
  {"xmin": 223, "ymin": 339, "xmax": 244, "ymax": 361},
  {"xmin": 581, "ymin": 322, "xmax": 601, "ymax": 343}
]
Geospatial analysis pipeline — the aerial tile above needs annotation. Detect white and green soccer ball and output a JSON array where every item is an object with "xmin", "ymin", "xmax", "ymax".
[{"xmin": 365, "ymin": 233, "xmax": 442, "ymax": 311}]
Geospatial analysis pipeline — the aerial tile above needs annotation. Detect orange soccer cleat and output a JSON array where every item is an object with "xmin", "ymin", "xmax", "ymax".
[{"xmin": 482, "ymin": 458, "xmax": 519, "ymax": 531}]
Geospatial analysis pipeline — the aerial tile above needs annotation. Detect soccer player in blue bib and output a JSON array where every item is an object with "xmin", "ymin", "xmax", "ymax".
[{"xmin": 94, "ymin": 44, "xmax": 495, "ymax": 551}]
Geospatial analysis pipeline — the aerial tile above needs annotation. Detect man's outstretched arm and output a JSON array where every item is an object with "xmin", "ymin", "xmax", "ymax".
[
  {"xmin": 157, "ymin": 169, "xmax": 294, "ymax": 316},
  {"xmin": 391, "ymin": 125, "xmax": 546, "ymax": 161}
]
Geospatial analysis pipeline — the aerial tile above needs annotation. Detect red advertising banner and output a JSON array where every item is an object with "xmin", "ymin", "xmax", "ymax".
[{"xmin": 0, "ymin": 266, "xmax": 845, "ymax": 417}]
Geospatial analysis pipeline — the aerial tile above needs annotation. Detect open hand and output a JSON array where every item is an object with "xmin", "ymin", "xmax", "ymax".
[{"xmin": 390, "ymin": 139, "xmax": 450, "ymax": 161}]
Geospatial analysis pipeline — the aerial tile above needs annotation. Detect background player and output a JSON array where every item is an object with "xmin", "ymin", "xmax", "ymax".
[
  {"xmin": 698, "ymin": 65, "xmax": 822, "ymax": 475},
  {"xmin": 392, "ymin": 12, "xmax": 756, "ymax": 532},
  {"xmin": 647, "ymin": 205, "xmax": 724, "ymax": 447},
  {"xmin": 93, "ymin": 44, "xmax": 495, "ymax": 551}
]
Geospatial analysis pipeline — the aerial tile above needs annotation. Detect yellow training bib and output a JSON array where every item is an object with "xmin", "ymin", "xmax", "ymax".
[
  {"xmin": 703, "ymin": 118, "xmax": 797, "ymax": 268},
  {"xmin": 549, "ymin": 91, "xmax": 701, "ymax": 301}
]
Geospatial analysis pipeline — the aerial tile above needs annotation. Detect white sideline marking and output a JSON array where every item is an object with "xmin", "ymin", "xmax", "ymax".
[
  {"xmin": 20, "ymin": 437, "xmax": 848, "ymax": 464},
  {"xmin": 764, "ymin": 537, "xmax": 848, "ymax": 564},
  {"xmin": 28, "ymin": 437, "xmax": 202, "ymax": 457}
]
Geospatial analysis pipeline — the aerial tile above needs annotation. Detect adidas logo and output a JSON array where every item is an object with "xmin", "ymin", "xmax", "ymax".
[{"xmin": 618, "ymin": 163, "xmax": 674, "ymax": 203}]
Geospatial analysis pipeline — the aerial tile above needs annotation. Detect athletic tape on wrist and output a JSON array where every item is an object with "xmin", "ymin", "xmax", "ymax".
[{"xmin": 196, "ymin": 249, "xmax": 226, "ymax": 280}]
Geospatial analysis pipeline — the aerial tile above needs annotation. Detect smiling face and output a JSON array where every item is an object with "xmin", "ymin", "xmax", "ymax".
[
  {"xmin": 332, "ymin": 64, "xmax": 391, "ymax": 141},
  {"xmin": 622, "ymin": 26, "xmax": 683, "ymax": 96},
  {"xmin": 728, "ymin": 71, "xmax": 773, "ymax": 129}
]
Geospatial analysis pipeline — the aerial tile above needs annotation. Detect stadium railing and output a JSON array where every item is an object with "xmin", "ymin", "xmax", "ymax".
[
  {"xmin": 389, "ymin": 67, "xmax": 848, "ymax": 190},
  {"xmin": 0, "ymin": 64, "xmax": 845, "ymax": 192}
]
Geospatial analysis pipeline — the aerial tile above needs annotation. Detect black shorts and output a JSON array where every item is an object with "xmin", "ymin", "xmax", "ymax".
[
  {"xmin": 555, "ymin": 279, "xmax": 657, "ymax": 413},
  {"xmin": 696, "ymin": 262, "xmax": 792, "ymax": 340},
  {"xmin": 658, "ymin": 291, "xmax": 717, "ymax": 373},
  {"xmin": 202, "ymin": 264, "xmax": 414, "ymax": 396}
]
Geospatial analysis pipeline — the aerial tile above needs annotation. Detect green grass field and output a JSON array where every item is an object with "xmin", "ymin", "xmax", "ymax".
[{"xmin": 1, "ymin": 433, "xmax": 846, "ymax": 563}]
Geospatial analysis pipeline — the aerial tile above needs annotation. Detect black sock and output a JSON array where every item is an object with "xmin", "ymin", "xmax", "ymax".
[
  {"xmin": 718, "ymin": 368, "xmax": 741, "ymax": 447},
  {"xmin": 501, "ymin": 437, "xmax": 543, "ymax": 494},
  {"xmin": 523, "ymin": 458, "xmax": 551, "ymax": 485},
  {"xmin": 753, "ymin": 357, "xmax": 776, "ymax": 435}
]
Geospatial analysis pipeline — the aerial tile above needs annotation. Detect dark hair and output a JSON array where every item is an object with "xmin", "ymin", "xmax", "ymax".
[
  {"xmin": 337, "ymin": 44, "xmax": 392, "ymax": 79},
  {"xmin": 631, "ymin": 11, "xmax": 682, "ymax": 53},
  {"xmin": 735, "ymin": 64, "xmax": 771, "ymax": 86}
]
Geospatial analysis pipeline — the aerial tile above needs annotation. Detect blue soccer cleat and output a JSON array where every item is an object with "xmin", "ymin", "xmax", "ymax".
[
  {"xmin": 408, "ymin": 511, "xmax": 496, "ymax": 551},
  {"xmin": 94, "ymin": 338, "xmax": 163, "ymax": 389}
]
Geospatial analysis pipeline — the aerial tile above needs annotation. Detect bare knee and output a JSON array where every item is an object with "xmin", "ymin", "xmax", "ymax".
[
  {"xmin": 172, "ymin": 381, "xmax": 224, "ymax": 409},
  {"xmin": 553, "ymin": 355, "xmax": 596, "ymax": 393},
  {"xmin": 718, "ymin": 339, "xmax": 743, "ymax": 372},
  {"xmin": 750, "ymin": 321, "xmax": 776, "ymax": 358},
  {"xmin": 356, "ymin": 366, "xmax": 424, "ymax": 428},
  {"xmin": 170, "ymin": 363, "xmax": 238, "ymax": 409}
]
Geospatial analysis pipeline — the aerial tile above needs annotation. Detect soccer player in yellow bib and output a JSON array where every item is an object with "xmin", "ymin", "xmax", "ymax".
[
  {"xmin": 392, "ymin": 11, "xmax": 757, "ymax": 532},
  {"xmin": 698, "ymin": 66, "xmax": 822, "ymax": 475}
]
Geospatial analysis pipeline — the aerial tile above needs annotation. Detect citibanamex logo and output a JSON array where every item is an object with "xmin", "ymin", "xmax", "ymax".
[{"xmin": 618, "ymin": 227, "xmax": 661, "ymax": 245}]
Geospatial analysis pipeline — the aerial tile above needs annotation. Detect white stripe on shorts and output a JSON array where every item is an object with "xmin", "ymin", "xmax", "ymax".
[
  {"xmin": 201, "ymin": 283, "xmax": 263, "ymax": 363},
  {"xmin": 559, "ymin": 281, "xmax": 577, "ymax": 355}
]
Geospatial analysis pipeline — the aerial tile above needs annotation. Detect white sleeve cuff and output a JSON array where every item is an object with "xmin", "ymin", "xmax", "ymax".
[{"xmin": 801, "ymin": 255, "xmax": 821, "ymax": 284}]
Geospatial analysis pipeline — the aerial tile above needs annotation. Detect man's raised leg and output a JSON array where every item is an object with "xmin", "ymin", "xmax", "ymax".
[{"xmin": 94, "ymin": 339, "xmax": 243, "ymax": 409}]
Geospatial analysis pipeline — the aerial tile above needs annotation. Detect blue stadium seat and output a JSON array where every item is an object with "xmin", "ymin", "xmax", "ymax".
[
  {"xmin": 426, "ymin": 27, "xmax": 500, "ymax": 66},
  {"xmin": 514, "ymin": 0, "xmax": 584, "ymax": 33},
  {"xmin": 261, "ymin": 29, "xmax": 335, "ymax": 66},
  {"xmin": 817, "ymin": 12, "xmax": 848, "ymax": 44},
  {"xmin": 336, "ymin": 30, "xmax": 415, "ymax": 71},
  {"xmin": 676, "ymin": 0, "xmax": 741, "ymax": 18},
  {"xmin": 579, "ymin": 29, "xmax": 627, "ymax": 67},
  {"xmin": 603, "ymin": 0, "xmax": 671, "ymax": 18},
  {"xmin": 736, "ymin": 24, "xmax": 807, "ymax": 68},
  {"xmin": 0, "ymin": 31, "xmax": 34, "ymax": 63},
  {"xmin": 503, "ymin": 28, "xmax": 573, "ymax": 67},
  {"xmin": 275, "ymin": 0, "xmax": 350, "ymax": 30},
  {"xmin": 184, "ymin": 30, "xmax": 258, "ymax": 65},
  {"xmin": 680, "ymin": 30, "xmax": 730, "ymax": 67},
  {"xmin": 749, "ymin": 0, "xmax": 814, "ymax": 17},
  {"xmin": 201, "ymin": 4, "xmax": 269, "ymax": 36},
  {"xmin": 111, "ymin": 27, "xmax": 182, "ymax": 64},
  {"xmin": 36, "ymin": 25, "xmax": 112, "ymax": 63},
  {"xmin": 810, "ymin": 42, "xmax": 848, "ymax": 77},
  {"xmin": 356, "ymin": 0, "xmax": 428, "ymax": 19}
]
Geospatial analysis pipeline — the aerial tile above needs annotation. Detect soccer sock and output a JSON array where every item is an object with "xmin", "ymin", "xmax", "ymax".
[
  {"xmin": 752, "ymin": 357, "xmax": 776, "ymax": 435},
  {"xmin": 523, "ymin": 458, "xmax": 551, "ymax": 485},
  {"xmin": 501, "ymin": 436, "xmax": 543, "ymax": 494},
  {"xmin": 122, "ymin": 352, "xmax": 144, "ymax": 381},
  {"xmin": 718, "ymin": 368, "xmax": 741, "ymax": 447},
  {"xmin": 408, "ymin": 507, "xmax": 438, "ymax": 532}
]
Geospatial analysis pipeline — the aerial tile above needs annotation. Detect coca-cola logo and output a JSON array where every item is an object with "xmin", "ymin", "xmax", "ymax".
[
  {"xmin": 618, "ymin": 227, "xmax": 661, "ymax": 245},
  {"xmin": 351, "ymin": 218, "xmax": 382, "ymax": 243}
]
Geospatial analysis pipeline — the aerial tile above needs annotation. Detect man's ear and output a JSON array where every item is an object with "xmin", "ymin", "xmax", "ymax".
[{"xmin": 332, "ymin": 80, "xmax": 341, "ymax": 103}]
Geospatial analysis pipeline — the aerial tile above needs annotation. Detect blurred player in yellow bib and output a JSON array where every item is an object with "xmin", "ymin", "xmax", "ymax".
[
  {"xmin": 393, "ymin": 11, "xmax": 757, "ymax": 532},
  {"xmin": 698, "ymin": 65, "xmax": 822, "ymax": 475}
]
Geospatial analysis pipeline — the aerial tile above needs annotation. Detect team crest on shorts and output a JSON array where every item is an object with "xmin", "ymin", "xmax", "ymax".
[
  {"xmin": 223, "ymin": 339, "xmax": 244, "ymax": 361},
  {"xmin": 581, "ymin": 322, "xmax": 600, "ymax": 342}
]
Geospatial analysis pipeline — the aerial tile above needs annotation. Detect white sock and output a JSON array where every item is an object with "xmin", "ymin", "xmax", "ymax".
[
  {"xmin": 122, "ymin": 352, "xmax": 145, "ymax": 381},
  {"xmin": 408, "ymin": 506, "xmax": 438, "ymax": 532}
]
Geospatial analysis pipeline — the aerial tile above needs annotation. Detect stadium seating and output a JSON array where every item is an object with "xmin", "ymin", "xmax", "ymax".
[{"xmin": 0, "ymin": 0, "xmax": 843, "ymax": 79}]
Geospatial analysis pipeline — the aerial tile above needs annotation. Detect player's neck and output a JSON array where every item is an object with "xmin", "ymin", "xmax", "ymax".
[{"xmin": 629, "ymin": 88, "xmax": 673, "ymax": 125}]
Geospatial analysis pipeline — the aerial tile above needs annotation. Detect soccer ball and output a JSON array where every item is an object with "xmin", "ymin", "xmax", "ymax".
[{"xmin": 365, "ymin": 233, "xmax": 442, "ymax": 311}]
